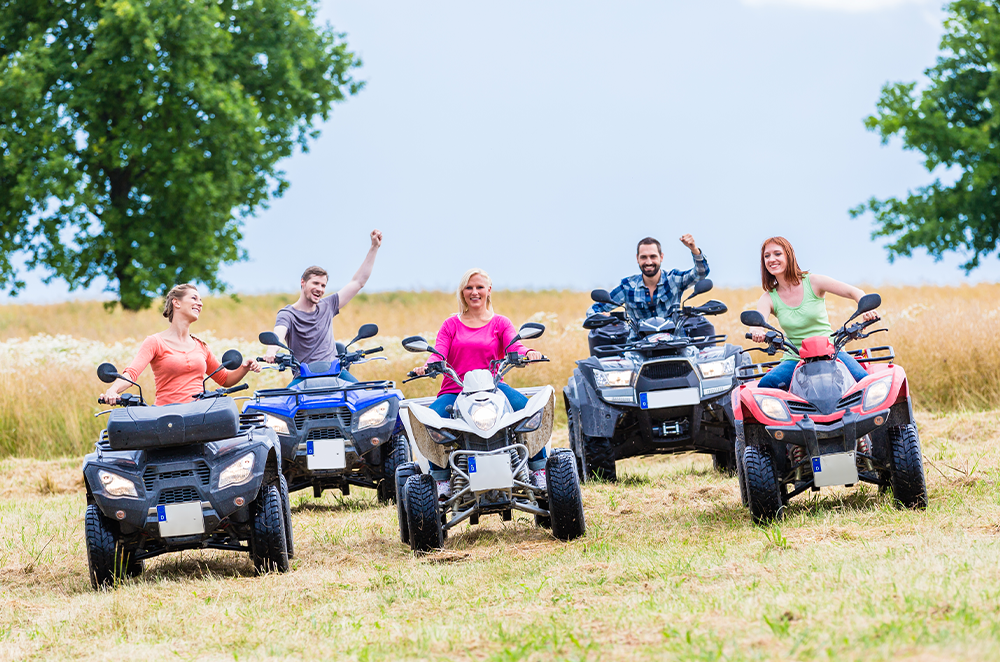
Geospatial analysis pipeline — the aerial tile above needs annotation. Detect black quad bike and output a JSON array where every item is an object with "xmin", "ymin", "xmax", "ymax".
[
  {"xmin": 564, "ymin": 279, "xmax": 746, "ymax": 481},
  {"xmin": 735, "ymin": 293, "xmax": 927, "ymax": 524},
  {"xmin": 244, "ymin": 324, "xmax": 409, "ymax": 503},
  {"xmin": 83, "ymin": 350, "xmax": 291, "ymax": 589}
]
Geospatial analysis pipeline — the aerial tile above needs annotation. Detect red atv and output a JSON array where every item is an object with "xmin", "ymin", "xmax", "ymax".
[{"xmin": 734, "ymin": 294, "xmax": 927, "ymax": 524}]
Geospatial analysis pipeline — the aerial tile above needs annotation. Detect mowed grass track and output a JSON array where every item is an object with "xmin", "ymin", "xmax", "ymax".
[{"xmin": 2, "ymin": 412, "xmax": 1000, "ymax": 661}]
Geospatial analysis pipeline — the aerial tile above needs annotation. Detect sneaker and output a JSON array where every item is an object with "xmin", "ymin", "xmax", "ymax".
[
  {"xmin": 435, "ymin": 480, "xmax": 452, "ymax": 499},
  {"xmin": 531, "ymin": 469, "xmax": 547, "ymax": 491}
]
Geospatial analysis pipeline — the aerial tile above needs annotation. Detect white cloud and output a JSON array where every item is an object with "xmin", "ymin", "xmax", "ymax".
[{"xmin": 740, "ymin": 0, "xmax": 934, "ymax": 12}]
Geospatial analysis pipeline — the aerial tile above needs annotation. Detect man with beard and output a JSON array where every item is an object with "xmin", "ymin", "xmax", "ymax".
[
  {"xmin": 589, "ymin": 234, "xmax": 712, "ymax": 337},
  {"xmin": 263, "ymin": 230, "xmax": 382, "ymax": 380}
]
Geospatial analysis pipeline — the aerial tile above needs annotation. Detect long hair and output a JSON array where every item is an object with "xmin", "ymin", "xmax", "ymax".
[
  {"xmin": 760, "ymin": 236, "xmax": 807, "ymax": 292},
  {"xmin": 162, "ymin": 283, "xmax": 198, "ymax": 322},
  {"xmin": 457, "ymin": 268, "xmax": 494, "ymax": 314}
]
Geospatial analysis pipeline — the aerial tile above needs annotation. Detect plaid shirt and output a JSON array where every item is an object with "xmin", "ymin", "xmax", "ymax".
[{"xmin": 588, "ymin": 252, "xmax": 710, "ymax": 322}]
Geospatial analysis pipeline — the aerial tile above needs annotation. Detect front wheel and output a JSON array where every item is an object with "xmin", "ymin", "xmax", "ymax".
[
  {"xmin": 404, "ymin": 473, "xmax": 443, "ymax": 553},
  {"xmin": 743, "ymin": 445, "xmax": 783, "ymax": 525},
  {"xmin": 888, "ymin": 424, "xmax": 928, "ymax": 510},
  {"xmin": 250, "ymin": 484, "xmax": 290, "ymax": 574},
  {"xmin": 377, "ymin": 433, "xmax": 411, "ymax": 504},
  {"xmin": 582, "ymin": 435, "xmax": 617, "ymax": 482},
  {"xmin": 395, "ymin": 462, "xmax": 420, "ymax": 544},
  {"xmin": 85, "ymin": 505, "xmax": 135, "ymax": 589},
  {"xmin": 547, "ymin": 450, "xmax": 586, "ymax": 541},
  {"xmin": 278, "ymin": 473, "xmax": 294, "ymax": 559}
]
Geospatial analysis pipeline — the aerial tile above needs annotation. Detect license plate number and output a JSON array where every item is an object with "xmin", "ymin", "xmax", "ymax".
[
  {"xmin": 639, "ymin": 387, "xmax": 700, "ymax": 410},
  {"xmin": 157, "ymin": 502, "xmax": 205, "ymax": 537},
  {"xmin": 811, "ymin": 451, "xmax": 859, "ymax": 488},
  {"xmin": 306, "ymin": 439, "xmax": 346, "ymax": 470}
]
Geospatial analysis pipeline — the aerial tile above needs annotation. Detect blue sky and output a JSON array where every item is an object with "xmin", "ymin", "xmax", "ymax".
[{"xmin": 7, "ymin": 0, "xmax": 999, "ymax": 303}]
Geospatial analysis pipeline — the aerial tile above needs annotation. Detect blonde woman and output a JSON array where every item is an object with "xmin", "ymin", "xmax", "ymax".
[
  {"xmin": 411, "ymin": 269, "xmax": 545, "ymax": 495},
  {"xmin": 101, "ymin": 284, "xmax": 260, "ymax": 406}
]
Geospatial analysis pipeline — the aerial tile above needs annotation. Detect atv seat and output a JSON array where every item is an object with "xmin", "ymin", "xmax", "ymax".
[{"xmin": 107, "ymin": 397, "xmax": 240, "ymax": 450}]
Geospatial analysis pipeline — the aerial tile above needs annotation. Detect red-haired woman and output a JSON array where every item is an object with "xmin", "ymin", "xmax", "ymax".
[
  {"xmin": 749, "ymin": 237, "xmax": 878, "ymax": 390},
  {"xmin": 100, "ymin": 284, "xmax": 260, "ymax": 406}
]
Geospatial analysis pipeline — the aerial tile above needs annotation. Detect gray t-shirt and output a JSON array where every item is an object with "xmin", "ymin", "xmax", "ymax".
[{"xmin": 275, "ymin": 294, "xmax": 340, "ymax": 364}]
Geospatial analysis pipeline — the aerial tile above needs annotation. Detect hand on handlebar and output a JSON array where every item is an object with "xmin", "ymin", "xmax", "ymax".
[
  {"xmin": 749, "ymin": 326, "xmax": 769, "ymax": 343},
  {"xmin": 412, "ymin": 365, "xmax": 427, "ymax": 377},
  {"xmin": 526, "ymin": 350, "xmax": 543, "ymax": 361},
  {"xmin": 261, "ymin": 354, "xmax": 277, "ymax": 364},
  {"xmin": 100, "ymin": 390, "xmax": 121, "ymax": 405},
  {"xmin": 861, "ymin": 310, "xmax": 881, "ymax": 322}
]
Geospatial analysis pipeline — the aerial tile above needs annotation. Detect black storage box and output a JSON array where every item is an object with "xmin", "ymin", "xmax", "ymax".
[
  {"xmin": 107, "ymin": 398, "xmax": 240, "ymax": 450},
  {"xmin": 588, "ymin": 322, "xmax": 629, "ymax": 358}
]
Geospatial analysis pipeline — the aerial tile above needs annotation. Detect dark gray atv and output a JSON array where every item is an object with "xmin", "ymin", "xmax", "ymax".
[
  {"xmin": 83, "ymin": 350, "xmax": 292, "ymax": 589},
  {"xmin": 564, "ymin": 279, "xmax": 748, "ymax": 481}
]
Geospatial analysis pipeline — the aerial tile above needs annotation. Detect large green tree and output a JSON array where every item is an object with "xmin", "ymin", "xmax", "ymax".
[
  {"xmin": 852, "ymin": 0, "xmax": 1000, "ymax": 271},
  {"xmin": 0, "ymin": 0, "xmax": 361, "ymax": 309}
]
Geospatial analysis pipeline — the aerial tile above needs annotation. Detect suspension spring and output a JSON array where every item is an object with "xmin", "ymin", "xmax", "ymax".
[
  {"xmin": 452, "ymin": 454, "xmax": 469, "ymax": 498},
  {"xmin": 509, "ymin": 447, "xmax": 529, "ymax": 484}
]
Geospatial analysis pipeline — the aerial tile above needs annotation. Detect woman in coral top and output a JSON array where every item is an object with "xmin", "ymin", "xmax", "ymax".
[
  {"xmin": 101, "ymin": 284, "xmax": 260, "ymax": 406},
  {"xmin": 411, "ymin": 268, "xmax": 546, "ymax": 496}
]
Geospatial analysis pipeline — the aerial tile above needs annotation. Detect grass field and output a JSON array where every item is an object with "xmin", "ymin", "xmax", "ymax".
[
  {"xmin": 1, "ymin": 287, "xmax": 1000, "ymax": 659},
  {"xmin": 2, "ymin": 285, "xmax": 999, "ymax": 458},
  {"xmin": 2, "ymin": 411, "xmax": 1000, "ymax": 660}
]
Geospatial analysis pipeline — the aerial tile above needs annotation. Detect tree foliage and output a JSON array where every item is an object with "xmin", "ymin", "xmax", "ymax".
[
  {"xmin": 0, "ymin": 0, "xmax": 361, "ymax": 309},
  {"xmin": 852, "ymin": 0, "xmax": 1000, "ymax": 271}
]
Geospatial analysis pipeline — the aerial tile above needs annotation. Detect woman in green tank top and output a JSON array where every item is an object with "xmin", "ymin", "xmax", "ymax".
[{"xmin": 749, "ymin": 237, "xmax": 880, "ymax": 390}]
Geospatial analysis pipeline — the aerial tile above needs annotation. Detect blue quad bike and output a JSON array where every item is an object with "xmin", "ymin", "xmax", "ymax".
[
  {"xmin": 244, "ymin": 324, "xmax": 410, "ymax": 503},
  {"xmin": 83, "ymin": 350, "xmax": 291, "ymax": 589}
]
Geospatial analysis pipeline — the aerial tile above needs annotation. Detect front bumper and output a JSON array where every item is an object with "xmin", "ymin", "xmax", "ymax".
[{"xmin": 764, "ymin": 408, "xmax": 891, "ymax": 457}]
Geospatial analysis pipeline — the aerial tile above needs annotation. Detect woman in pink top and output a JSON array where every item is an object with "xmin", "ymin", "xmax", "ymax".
[
  {"xmin": 411, "ymin": 268, "xmax": 546, "ymax": 495},
  {"xmin": 101, "ymin": 284, "xmax": 260, "ymax": 406}
]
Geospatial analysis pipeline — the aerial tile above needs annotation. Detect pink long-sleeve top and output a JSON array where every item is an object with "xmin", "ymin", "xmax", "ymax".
[
  {"xmin": 427, "ymin": 315, "xmax": 530, "ymax": 396},
  {"xmin": 123, "ymin": 335, "xmax": 229, "ymax": 406}
]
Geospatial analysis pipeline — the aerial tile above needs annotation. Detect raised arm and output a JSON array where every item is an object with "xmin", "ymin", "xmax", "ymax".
[
  {"xmin": 337, "ymin": 230, "xmax": 382, "ymax": 308},
  {"xmin": 102, "ymin": 336, "xmax": 158, "ymax": 404},
  {"xmin": 676, "ymin": 234, "xmax": 709, "ymax": 291}
]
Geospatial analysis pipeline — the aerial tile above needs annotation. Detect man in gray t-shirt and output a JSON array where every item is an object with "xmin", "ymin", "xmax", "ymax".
[{"xmin": 264, "ymin": 230, "xmax": 382, "ymax": 368}]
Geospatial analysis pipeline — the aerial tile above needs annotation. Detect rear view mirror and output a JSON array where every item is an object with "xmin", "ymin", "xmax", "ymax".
[
  {"xmin": 854, "ymin": 293, "xmax": 881, "ymax": 318},
  {"xmin": 402, "ymin": 336, "xmax": 431, "ymax": 353},
  {"xmin": 740, "ymin": 311, "xmax": 766, "ymax": 328},
  {"xmin": 348, "ymin": 323, "xmax": 379, "ymax": 347},
  {"xmin": 220, "ymin": 349, "xmax": 244, "ymax": 370},
  {"xmin": 517, "ymin": 323, "xmax": 545, "ymax": 341},
  {"xmin": 692, "ymin": 278, "xmax": 713, "ymax": 297},
  {"xmin": 590, "ymin": 289, "xmax": 614, "ymax": 305},
  {"xmin": 259, "ymin": 331, "xmax": 289, "ymax": 350},
  {"xmin": 97, "ymin": 363, "xmax": 120, "ymax": 384}
]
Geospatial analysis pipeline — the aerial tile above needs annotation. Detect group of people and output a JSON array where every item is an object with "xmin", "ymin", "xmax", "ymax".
[{"xmin": 100, "ymin": 229, "xmax": 880, "ymax": 494}]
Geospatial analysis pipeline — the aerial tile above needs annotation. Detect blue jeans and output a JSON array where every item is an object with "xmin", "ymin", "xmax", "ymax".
[
  {"xmin": 427, "ymin": 383, "xmax": 547, "ymax": 479},
  {"xmin": 758, "ymin": 352, "xmax": 869, "ymax": 390}
]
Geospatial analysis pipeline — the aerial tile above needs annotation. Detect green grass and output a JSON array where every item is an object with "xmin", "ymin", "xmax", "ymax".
[{"xmin": 2, "ymin": 412, "xmax": 1000, "ymax": 660}]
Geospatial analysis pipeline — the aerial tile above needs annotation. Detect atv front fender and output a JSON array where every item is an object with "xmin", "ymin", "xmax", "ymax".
[{"xmin": 570, "ymin": 370, "xmax": 620, "ymax": 439}]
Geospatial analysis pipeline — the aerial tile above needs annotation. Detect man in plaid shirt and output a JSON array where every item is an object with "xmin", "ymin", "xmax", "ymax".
[{"xmin": 589, "ymin": 234, "xmax": 711, "ymax": 335}]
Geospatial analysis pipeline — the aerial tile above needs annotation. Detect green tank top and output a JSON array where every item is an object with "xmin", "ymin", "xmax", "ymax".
[{"xmin": 768, "ymin": 274, "xmax": 832, "ymax": 362}]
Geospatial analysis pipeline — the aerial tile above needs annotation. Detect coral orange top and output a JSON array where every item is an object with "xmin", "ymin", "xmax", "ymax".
[{"xmin": 123, "ymin": 335, "xmax": 229, "ymax": 406}]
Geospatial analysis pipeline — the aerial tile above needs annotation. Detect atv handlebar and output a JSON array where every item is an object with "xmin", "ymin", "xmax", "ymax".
[{"xmin": 97, "ymin": 393, "xmax": 144, "ymax": 407}]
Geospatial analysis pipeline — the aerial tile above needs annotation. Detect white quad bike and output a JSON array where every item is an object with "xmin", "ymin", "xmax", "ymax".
[{"xmin": 396, "ymin": 322, "xmax": 586, "ymax": 553}]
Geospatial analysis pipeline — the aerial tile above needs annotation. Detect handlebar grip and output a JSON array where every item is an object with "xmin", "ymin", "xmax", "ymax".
[
  {"xmin": 256, "ymin": 356, "xmax": 267, "ymax": 362},
  {"xmin": 745, "ymin": 333, "xmax": 753, "ymax": 340},
  {"xmin": 229, "ymin": 383, "xmax": 249, "ymax": 394},
  {"xmin": 365, "ymin": 346, "xmax": 384, "ymax": 355},
  {"xmin": 97, "ymin": 396, "xmax": 106, "ymax": 404}
]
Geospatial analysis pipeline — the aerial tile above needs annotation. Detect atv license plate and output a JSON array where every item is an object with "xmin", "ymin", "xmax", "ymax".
[
  {"xmin": 157, "ymin": 502, "xmax": 205, "ymax": 537},
  {"xmin": 467, "ymin": 454, "xmax": 514, "ymax": 492},
  {"xmin": 639, "ymin": 387, "xmax": 700, "ymax": 410},
  {"xmin": 811, "ymin": 452, "xmax": 859, "ymax": 488},
  {"xmin": 306, "ymin": 439, "xmax": 346, "ymax": 470}
]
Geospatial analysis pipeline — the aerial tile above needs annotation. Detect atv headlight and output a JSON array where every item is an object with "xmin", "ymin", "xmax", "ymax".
[
  {"xmin": 98, "ymin": 470, "xmax": 138, "ymax": 498},
  {"xmin": 265, "ymin": 415, "xmax": 290, "ymax": 435},
  {"xmin": 219, "ymin": 452, "xmax": 255, "ymax": 489},
  {"xmin": 594, "ymin": 370, "xmax": 634, "ymax": 388},
  {"xmin": 515, "ymin": 409, "xmax": 544, "ymax": 433},
  {"xmin": 698, "ymin": 356, "xmax": 735, "ymax": 379},
  {"xmin": 358, "ymin": 401, "xmax": 390, "ymax": 430},
  {"xmin": 471, "ymin": 403, "xmax": 499, "ymax": 431},
  {"xmin": 863, "ymin": 377, "xmax": 892, "ymax": 411},
  {"xmin": 754, "ymin": 395, "xmax": 790, "ymax": 422}
]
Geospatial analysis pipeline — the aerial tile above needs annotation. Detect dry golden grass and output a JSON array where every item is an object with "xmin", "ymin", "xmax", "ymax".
[
  {"xmin": 1, "ymin": 285, "xmax": 998, "ymax": 458},
  {"xmin": 2, "ymin": 412, "xmax": 1000, "ymax": 660}
]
